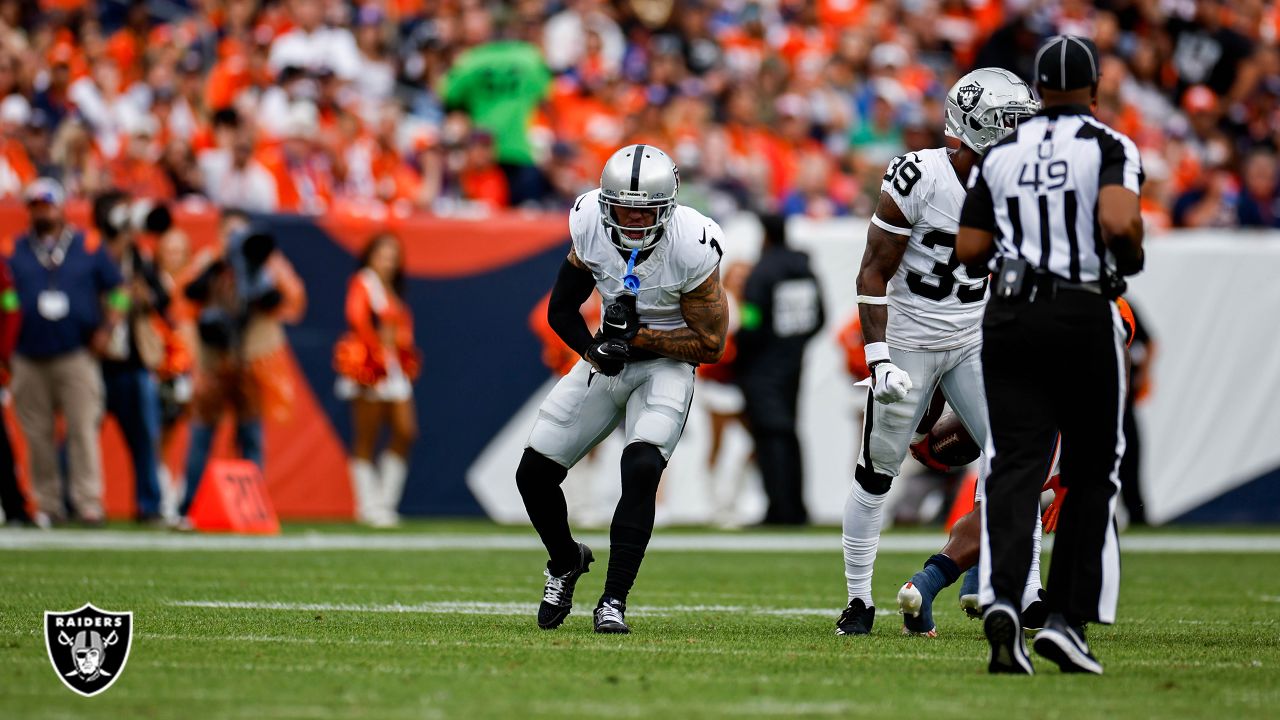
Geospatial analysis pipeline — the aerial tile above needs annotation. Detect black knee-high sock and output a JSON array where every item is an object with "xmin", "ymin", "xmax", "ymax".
[
  {"xmin": 604, "ymin": 443, "xmax": 666, "ymax": 603},
  {"xmin": 515, "ymin": 448, "xmax": 577, "ymax": 575}
]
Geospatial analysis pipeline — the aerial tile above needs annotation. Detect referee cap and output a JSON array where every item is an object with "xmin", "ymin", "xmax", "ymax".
[{"xmin": 1034, "ymin": 35, "xmax": 1099, "ymax": 91}]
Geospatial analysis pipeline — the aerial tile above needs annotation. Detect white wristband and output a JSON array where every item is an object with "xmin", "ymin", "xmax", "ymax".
[
  {"xmin": 871, "ymin": 214, "xmax": 912, "ymax": 236},
  {"xmin": 857, "ymin": 295, "xmax": 889, "ymax": 306},
  {"xmin": 864, "ymin": 341, "xmax": 891, "ymax": 365}
]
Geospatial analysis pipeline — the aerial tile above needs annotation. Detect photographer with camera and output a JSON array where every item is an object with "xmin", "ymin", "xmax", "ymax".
[
  {"xmin": 93, "ymin": 189, "xmax": 171, "ymax": 526},
  {"xmin": 176, "ymin": 210, "xmax": 305, "ymax": 530}
]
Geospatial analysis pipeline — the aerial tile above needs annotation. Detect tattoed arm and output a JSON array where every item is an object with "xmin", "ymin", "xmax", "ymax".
[{"xmin": 631, "ymin": 267, "xmax": 728, "ymax": 364}]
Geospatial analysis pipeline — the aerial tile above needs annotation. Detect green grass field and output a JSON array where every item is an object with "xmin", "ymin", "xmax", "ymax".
[{"xmin": 1, "ymin": 524, "xmax": 1277, "ymax": 719}]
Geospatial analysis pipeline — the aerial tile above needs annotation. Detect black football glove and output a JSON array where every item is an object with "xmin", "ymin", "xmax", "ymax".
[
  {"xmin": 585, "ymin": 338, "xmax": 630, "ymax": 376},
  {"xmin": 602, "ymin": 294, "xmax": 640, "ymax": 341}
]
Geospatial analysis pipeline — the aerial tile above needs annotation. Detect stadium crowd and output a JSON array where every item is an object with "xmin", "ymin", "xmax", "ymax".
[{"xmin": 1, "ymin": 0, "xmax": 1280, "ymax": 228}]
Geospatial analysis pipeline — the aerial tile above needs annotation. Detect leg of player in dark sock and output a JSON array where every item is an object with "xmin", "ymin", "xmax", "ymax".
[
  {"xmin": 515, "ymin": 448, "xmax": 579, "ymax": 575},
  {"xmin": 901, "ymin": 505, "xmax": 981, "ymax": 634},
  {"xmin": 602, "ymin": 442, "xmax": 665, "ymax": 605}
]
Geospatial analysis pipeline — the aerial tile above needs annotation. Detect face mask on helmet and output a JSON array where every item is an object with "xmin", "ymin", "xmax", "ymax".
[{"xmin": 599, "ymin": 196, "xmax": 675, "ymax": 251}]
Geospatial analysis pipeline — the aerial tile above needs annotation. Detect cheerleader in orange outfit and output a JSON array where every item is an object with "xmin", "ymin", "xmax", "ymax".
[{"xmin": 334, "ymin": 233, "xmax": 420, "ymax": 527}]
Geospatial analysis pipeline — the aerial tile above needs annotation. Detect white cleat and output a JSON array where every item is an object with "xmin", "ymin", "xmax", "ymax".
[
  {"xmin": 898, "ymin": 582, "xmax": 923, "ymax": 617},
  {"xmin": 897, "ymin": 582, "xmax": 938, "ymax": 637},
  {"xmin": 959, "ymin": 593, "xmax": 982, "ymax": 620}
]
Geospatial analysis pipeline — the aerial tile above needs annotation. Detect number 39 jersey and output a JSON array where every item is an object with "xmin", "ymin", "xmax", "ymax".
[
  {"xmin": 570, "ymin": 189, "xmax": 724, "ymax": 331},
  {"xmin": 881, "ymin": 148, "xmax": 989, "ymax": 351}
]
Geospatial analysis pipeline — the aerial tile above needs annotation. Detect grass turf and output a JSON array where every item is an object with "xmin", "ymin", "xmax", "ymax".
[{"xmin": 1, "ymin": 526, "xmax": 1276, "ymax": 719}]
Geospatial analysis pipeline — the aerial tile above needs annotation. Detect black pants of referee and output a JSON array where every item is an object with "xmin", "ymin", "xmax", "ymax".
[{"xmin": 980, "ymin": 289, "xmax": 1128, "ymax": 625}]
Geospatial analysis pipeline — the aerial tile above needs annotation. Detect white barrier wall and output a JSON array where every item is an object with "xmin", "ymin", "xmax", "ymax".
[{"xmin": 468, "ymin": 218, "xmax": 1280, "ymax": 526}]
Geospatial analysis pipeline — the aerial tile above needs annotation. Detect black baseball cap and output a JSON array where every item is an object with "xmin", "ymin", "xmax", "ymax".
[{"xmin": 1034, "ymin": 35, "xmax": 1099, "ymax": 91}]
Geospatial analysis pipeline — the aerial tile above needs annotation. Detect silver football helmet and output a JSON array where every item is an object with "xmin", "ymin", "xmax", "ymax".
[
  {"xmin": 945, "ymin": 68, "xmax": 1040, "ymax": 154},
  {"xmin": 599, "ymin": 144, "xmax": 680, "ymax": 251}
]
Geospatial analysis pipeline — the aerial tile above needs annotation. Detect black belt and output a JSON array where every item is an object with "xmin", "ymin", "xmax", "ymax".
[
  {"xmin": 992, "ymin": 258, "xmax": 1114, "ymax": 304},
  {"xmin": 1026, "ymin": 274, "xmax": 1102, "ymax": 301}
]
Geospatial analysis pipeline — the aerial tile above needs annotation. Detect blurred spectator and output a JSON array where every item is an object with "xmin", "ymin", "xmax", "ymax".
[
  {"xmin": 441, "ymin": 26, "xmax": 551, "ymax": 205},
  {"xmin": 1237, "ymin": 149, "xmax": 1280, "ymax": 227},
  {"xmin": 698, "ymin": 260, "xmax": 750, "ymax": 528},
  {"xmin": 1174, "ymin": 168, "xmax": 1240, "ymax": 228},
  {"xmin": 267, "ymin": 0, "xmax": 360, "ymax": 82},
  {"xmin": 177, "ymin": 211, "xmax": 305, "ymax": 529},
  {"xmin": 92, "ymin": 190, "xmax": 167, "ymax": 525},
  {"xmin": 152, "ymin": 226, "xmax": 196, "ymax": 520},
  {"xmin": 8, "ymin": 179, "xmax": 122, "ymax": 527},
  {"xmin": 458, "ymin": 130, "xmax": 509, "ymax": 209},
  {"xmin": 1167, "ymin": 0, "xmax": 1258, "ymax": 105},
  {"xmin": 108, "ymin": 115, "xmax": 175, "ymax": 201},
  {"xmin": 199, "ymin": 109, "xmax": 279, "ymax": 212},
  {"xmin": 543, "ymin": 0, "xmax": 625, "ymax": 76},
  {"xmin": 0, "ymin": 94, "xmax": 36, "ymax": 197},
  {"xmin": 0, "ymin": 261, "xmax": 31, "ymax": 526},
  {"xmin": 735, "ymin": 214, "xmax": 824, "ymax": 526},
  {"xmin": 334, "ymin": 232, "xmax": 419, "ymax": 528},
  {"xmin": 258, "ymin": 101, "xmax": 333, "ymax": 213}
]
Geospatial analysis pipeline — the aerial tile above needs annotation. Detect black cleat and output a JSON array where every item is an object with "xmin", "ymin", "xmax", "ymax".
[
  {"xmin": 593, "ymin": 596, "xmax": 630, "ymax": 634},
  {"xmin": 537, "ymin": 542, "xmax": 593, "ymax": 630},
  {"xmin": 835, "ymin": 598, "xmax": 876, "ymax": 636},
  {"xmin": 1021, "ymin": 589, "xmax": 1049, "ymax": 630},
  {"xmin": 1034, "ymin": 614, "xmax": 1103, "ymax": 675},
  {"xmin": 984, "ymin": 600, "xmax": 1034, "ymax": 674}
]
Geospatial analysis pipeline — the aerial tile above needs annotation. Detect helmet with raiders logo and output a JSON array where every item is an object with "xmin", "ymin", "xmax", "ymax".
[
  {"xmin": 599, "ymin": 144, "xmax": 680, "ymax": 251},
  {"xmin": 945, "ymin": 68, "xmax": 1040, "ymax": 154}
]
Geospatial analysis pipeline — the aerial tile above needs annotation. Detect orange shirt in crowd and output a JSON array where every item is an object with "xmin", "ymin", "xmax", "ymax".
[
  {"xmin": 819, "ymin": 0, "xmax": 870, "ymax": 29},
  {"xmin": 109, "ymin": 156, "xmax": 176, "ymax": 200},
  {"xmin": 460, "ymin": 165, "xmax": 509, "ymax": 209},
  {"xmin": 205, "ymin": 53, "xmax": 251, "ymax": 111},
  {"xmin": 0, "ymin": 138, "xmax": 36, "ymax": 187},
  {"xmin": 106, "ymin": 30, "xmax": 145, "ymax": 87},
  {"xmin": 257, "ymin": 145, "xmax": 334, "ymax": 214},
  {"xmin": 552, "ymin": 91, "xmax": 625, "ymax": 173}
]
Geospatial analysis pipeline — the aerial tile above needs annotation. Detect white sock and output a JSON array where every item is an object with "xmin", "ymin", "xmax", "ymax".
[
  {"xmin": 378, "ymin": 451, "xmax": 408, "ymax": 521},
  {"xmin": 1022, "ymin": 513, "xmax": 1044, "ymax": 610},
  {"xmin": 349, "ymin": 459, "xmax": 380, "ymax": 524},
  {"xmin": 842, "ymin": 481, "xmax": 888, "ymax": 605},
  {"xmin": 158, "ymin": 465, "xmax": 177, "ymax": 521}
]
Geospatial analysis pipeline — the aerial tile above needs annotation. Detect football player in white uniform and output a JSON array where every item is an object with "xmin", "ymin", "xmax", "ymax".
[
  {"xmin": 517, "ymin": 144, "xmax": 727, "ymax": 634},
  {"xmin": 837, "ymin": 68, "xmax": 1046, "ymax": 637}
]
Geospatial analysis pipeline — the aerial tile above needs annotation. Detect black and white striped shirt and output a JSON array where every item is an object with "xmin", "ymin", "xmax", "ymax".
[{"xmin": 960, "ymin": 104, "xmax": 1143, "ymax": 284}]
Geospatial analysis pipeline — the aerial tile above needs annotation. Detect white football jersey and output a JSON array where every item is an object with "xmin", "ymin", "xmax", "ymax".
[
  {"xmin": 570, "ymin": 189, "xmax": 723, "ymax": 331},
  {"xmin": 880, "ymin": 147, "xmax": 989, "ymax": 350}
]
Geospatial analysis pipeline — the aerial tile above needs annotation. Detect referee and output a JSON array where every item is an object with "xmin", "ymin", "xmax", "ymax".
[{"xmin": 957, "ymin": 35, "xmax": 1145, "ymax": 675}]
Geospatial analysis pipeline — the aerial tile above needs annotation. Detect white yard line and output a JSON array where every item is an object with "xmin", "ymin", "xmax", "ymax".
[
  {"xmin": 166, "ymin": 598, "xmax": 873, "ymax": 618},
  {"xmin": 0, "ymin": 529, "xmax": 1277, "ymax": 553}
]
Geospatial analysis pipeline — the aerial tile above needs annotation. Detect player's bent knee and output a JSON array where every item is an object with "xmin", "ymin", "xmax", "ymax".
[
  {"xmin": 621, "ymin": 442, "xmax": 666, "ymax": 485},
  {"xmin": 515, "ymin": 448, "xmax": 569, "ymax": 495},
  {"xmin": 855, "ymin": 464, "xmax": 894, "ymax": 495}
]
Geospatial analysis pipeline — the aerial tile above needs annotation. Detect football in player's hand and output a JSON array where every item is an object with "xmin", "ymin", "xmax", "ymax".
[{"xmin": 912, "ymin": 412, "xmax": 981, "ymax": 470}]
